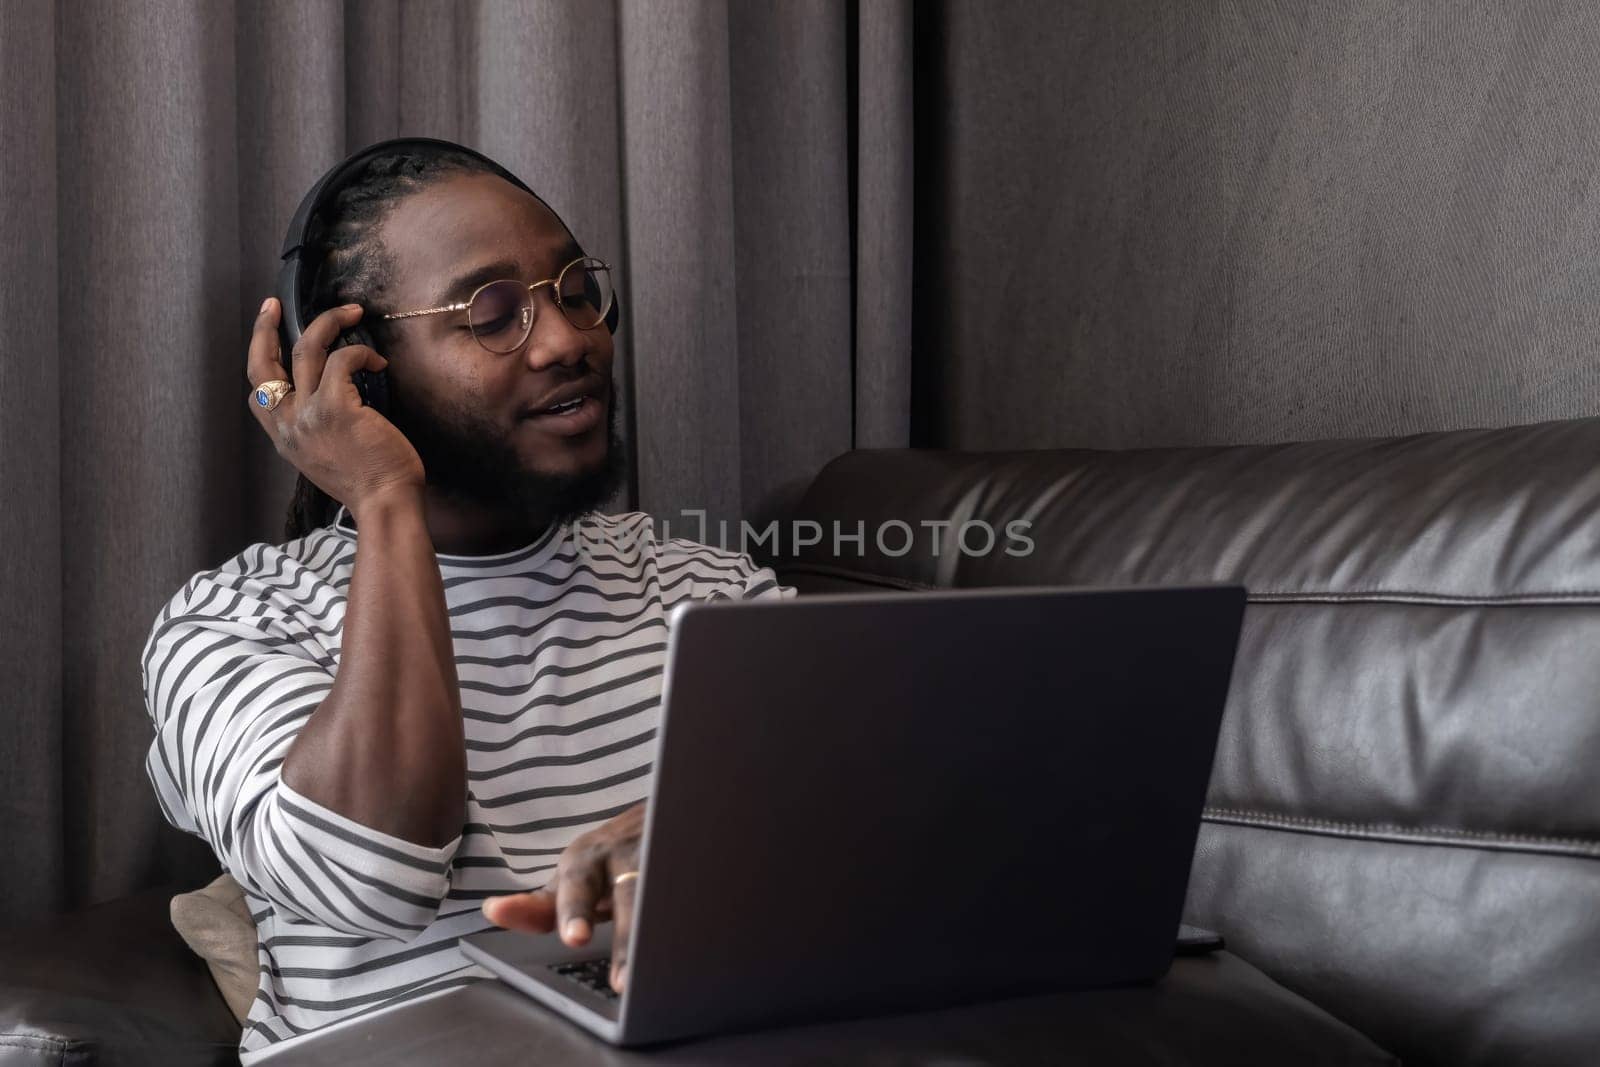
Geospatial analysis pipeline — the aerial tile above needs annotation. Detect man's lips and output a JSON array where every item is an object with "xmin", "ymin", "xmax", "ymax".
[
  {"xmin": 521, "ymin": 378, "xmax": 608, "ymax": 418},
  {"xmin": 518, "ymin": 380, "xmax": 608, "ymax": 437}
]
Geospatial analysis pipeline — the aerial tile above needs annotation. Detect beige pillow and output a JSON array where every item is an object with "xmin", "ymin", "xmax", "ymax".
[{"xmin": 170, "ymin": 872, "xmax": 257, "ymax": 1025}]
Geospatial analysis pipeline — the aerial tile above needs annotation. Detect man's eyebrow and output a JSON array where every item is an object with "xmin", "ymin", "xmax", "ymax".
[
  {"xmin": 439, "ymin": 259, "xmax": 520, "ymax": 305},
  {"xmin": 438, "ymin": 239, "xmax": 586, "ymax": 305}
]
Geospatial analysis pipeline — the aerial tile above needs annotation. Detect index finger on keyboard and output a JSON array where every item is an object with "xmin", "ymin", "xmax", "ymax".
[{"xmin": 481, "ymin": 890, "xmax": 556, "ymax": 933}]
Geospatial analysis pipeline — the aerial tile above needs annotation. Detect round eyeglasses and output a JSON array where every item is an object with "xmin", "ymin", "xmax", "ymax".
[{"xmin": 381, "ymin": 256, "xmax": 615, "ymax": 354}]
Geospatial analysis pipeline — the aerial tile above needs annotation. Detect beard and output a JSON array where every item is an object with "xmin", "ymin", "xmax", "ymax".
[{"xmin": 384, "ymin": 380, "xmax": 625, "ymax": 533}]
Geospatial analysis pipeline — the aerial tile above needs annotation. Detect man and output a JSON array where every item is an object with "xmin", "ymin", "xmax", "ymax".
[{"xmin": 141, "ymin": 147, "xmax": 792, "ymax": 1061}]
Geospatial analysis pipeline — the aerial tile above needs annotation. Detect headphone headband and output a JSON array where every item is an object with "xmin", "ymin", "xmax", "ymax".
[
  {"xmin": 277, "ymin": 136, "xmax": 540, "ymax": 261},
  {"xmin": 277, "ymin": 137, "xmax": 549, "ymax": 340}
]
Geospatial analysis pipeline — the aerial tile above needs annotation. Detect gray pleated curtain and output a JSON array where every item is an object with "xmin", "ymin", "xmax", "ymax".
[
  {"xmin": 0, "ymin": 0, "xmax": 912, "ymax": 921},
  {"xmin": 17, "ymin": 0, "xmax": 1595, "ymax": 924}
]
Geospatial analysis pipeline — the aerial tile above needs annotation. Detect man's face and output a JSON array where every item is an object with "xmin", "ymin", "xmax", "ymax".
[{"xmin": 374, "ymin": 171, "xmax": 621, "ymax": 522}]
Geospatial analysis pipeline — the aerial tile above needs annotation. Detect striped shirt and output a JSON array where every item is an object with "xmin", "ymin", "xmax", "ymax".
[{"xmin": 141, "ymin": 509, "xmax": 793, "ymax": 1061}]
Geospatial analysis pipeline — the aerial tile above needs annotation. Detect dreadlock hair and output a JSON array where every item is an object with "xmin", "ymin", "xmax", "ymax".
[{"xmin": 282, "ymin": 146, "xmax": 507, "ymax": 542}]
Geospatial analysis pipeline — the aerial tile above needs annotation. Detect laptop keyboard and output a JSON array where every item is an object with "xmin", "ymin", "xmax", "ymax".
[{"xmin": 549, "ymin": 958, "xmax": 620, "ymax": 1000}]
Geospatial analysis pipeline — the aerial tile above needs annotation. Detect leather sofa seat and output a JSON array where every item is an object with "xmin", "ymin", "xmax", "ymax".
[
  {"xmin": 0, "ymin": 895, "xmax": 1395, "ymax": 1066},
  {"xmin": 775, "ymin": 416, "xmax": 1600, "ymax": 1067}
]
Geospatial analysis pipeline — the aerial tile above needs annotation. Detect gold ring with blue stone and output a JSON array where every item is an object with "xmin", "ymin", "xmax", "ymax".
[{"xmin": 253, "ymin": 379, "xmax": 293, "ymax": 412}]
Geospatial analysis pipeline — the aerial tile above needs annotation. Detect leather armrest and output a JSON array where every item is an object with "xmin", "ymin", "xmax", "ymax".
[{"xmin": 0, "ymin": 886, "xmax": 241, "ymax": 1066}]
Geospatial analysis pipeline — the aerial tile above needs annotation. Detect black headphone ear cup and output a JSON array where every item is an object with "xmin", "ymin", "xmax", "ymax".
[{"xmin": 338, "ymin": 324, "xmax": 389, "ymax": 414}]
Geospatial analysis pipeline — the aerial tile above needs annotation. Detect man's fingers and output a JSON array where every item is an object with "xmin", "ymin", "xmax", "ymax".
[
  {"xmin": 246, "ymin": 298, "xmax": 289, "ymax": 389},
  {"xmin": 554, "ymin": 846, "xmax": 605, "ymax": 947},
  {"xmin": 608, "ymin": 863, "xmax": 640, "ymax": 993},
  {"xmin": 290, "ymin": 302, "xmax": 365, "ymax": 394},
  {"xmin": 320, "ymin": 343, "xmax": 388, "ymax": 401},
  {"xmin": 245, "ymin": 298, "xmax": 299, "ymax": 427},
  {"xmin": 480, "ymin": 890, "xmax": 556, "ymax": 934}
]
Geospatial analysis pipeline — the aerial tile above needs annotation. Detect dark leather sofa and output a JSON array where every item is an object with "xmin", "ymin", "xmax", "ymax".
[
  {"xmin": 5, "ymin": 416, "xmax": 1597, "ymax": 1065},
  {"xmin": 778, "ymin": 417, "xmax": 1600, "ymax": 1067}
]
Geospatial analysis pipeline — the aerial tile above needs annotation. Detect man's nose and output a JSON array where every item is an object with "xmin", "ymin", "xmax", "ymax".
[{"xmin": 522, "ymin": 298, "xmax": 589, "ymax": 372}]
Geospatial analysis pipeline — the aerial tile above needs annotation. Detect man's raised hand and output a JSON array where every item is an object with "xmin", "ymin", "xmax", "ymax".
[{"xmin": 248, "ymin": 297, "xmax": 425, "ymax": 515}]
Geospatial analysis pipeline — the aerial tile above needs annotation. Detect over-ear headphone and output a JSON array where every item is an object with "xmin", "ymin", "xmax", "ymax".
[{"xmin": 275, "ymin": 136, "xmax": 622, "ymax": 415}]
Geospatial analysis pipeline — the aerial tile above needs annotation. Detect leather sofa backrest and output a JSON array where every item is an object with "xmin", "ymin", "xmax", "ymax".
[{"xmin": 775, "ymin": 417, "xmax": 1600, "ymax": 1067}]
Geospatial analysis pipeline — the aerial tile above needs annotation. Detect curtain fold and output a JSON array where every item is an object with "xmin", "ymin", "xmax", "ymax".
[
  {"xmin": 0, "ymin": 0, "xmax": 913, "ymax": 921},
  {"xmin": 0, "ymin": 0, "xmax": 63, "ymax": 920},
  {"xmin": 854, "ymin": 0, "xmax": 914, "ymax": 450},
  {"xmin": 619, "ymin": 0, "xmax": 743, "ymax": 531},
  {"xmin": 239, "ymin": 0, "xmax": 344, "ymax": 539},
  {"xmin": 728, "ymin": 1, "xmax": 854, "ymax": 527},
  {"xmin": 56, "ymin": 0, "xmax": 245, "ymax": 907}
]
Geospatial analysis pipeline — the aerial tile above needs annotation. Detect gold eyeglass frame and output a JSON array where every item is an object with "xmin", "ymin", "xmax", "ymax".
[{"xmin": 380, "ymin": 256, "xmax": 615, "ymax": 352}]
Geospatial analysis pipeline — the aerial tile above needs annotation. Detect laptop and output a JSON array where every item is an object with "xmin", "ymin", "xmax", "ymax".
[{"xmin": 459, "ymin": 584, "xmax": 1246, "ymax": 1046}]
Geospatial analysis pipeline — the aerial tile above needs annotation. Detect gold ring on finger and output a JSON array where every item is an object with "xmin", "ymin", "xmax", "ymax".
[
  {"xmin": 612, "ymin": 870, "xmax": 639, "ymax": 888},
  {"xmin": 252, "ymin": 379, "xmax": 293, "ymax": 412}
]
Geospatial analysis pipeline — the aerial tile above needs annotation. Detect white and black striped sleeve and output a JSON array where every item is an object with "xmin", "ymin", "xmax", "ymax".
[
  {"xmin": 658, "ymin": 539, "xmax": 796, "ymax": 605},
  {"xmin": 141, "ymin": 566, "xmax": 460, "ymax": 942},
  {"xmin": 723, "ymin": 563, "xmax": 793, "ymax": 602}
]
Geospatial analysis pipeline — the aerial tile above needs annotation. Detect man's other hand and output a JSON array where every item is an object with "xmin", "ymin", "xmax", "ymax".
[{"xmin": 480, "ymin": 801, "xmax": 645, "ymax": 994}]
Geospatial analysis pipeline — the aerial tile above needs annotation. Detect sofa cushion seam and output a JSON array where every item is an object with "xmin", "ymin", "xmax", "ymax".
[
  {"xmin": 1250, "ymin": 590, "xmax": 1600, "ymax": 604},
  {"xmin": 0, "ymin": 1032, "xmax": 91, "ymax": 1051},
  {"xmin": 1203, "ymin": 806, "xmax": 1600, "ymax": 855},
  {"xmin": 774, "ymin": 562, "xmax": 936, "ymax": 591},
  {"xmin": 774, "ymin": 565, "xmax": 1600, "ymax": 605}
]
